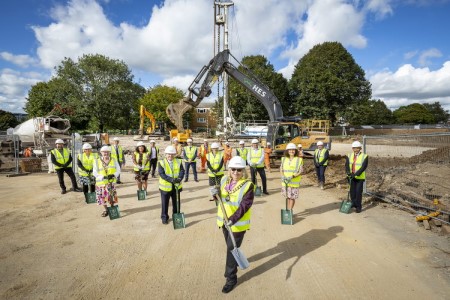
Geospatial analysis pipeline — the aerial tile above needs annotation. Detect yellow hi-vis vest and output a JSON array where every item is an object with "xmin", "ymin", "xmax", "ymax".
[
  {"xmin": 94, "ymin": 158, "xmax": 117, "ymax": 186},
  {"xmin": 51, "ymin": 148, "xmax": 71, "ymax": 170},
  {"xmin": 184, "ymin": 146, "xmax": 197, "ymax": 162},
  {"xmin": 207, "ymin": 152, "xmax": 224, "ymax": 177},
  {"xmin": 314, "ymin": 148, "xmax": 328, "ymax": 166},
  {"xmin": 236, "ymin": 147, "xmax": 248, "ymax": 161},
  {"xmin": 347, "ymin": 152, "xmax": 368, "ymax": 180},
  {"xmin": 249, "ymin": 148, "xmax": 264, "ymax": 168},
  {"xmin": 158, "ymin": 158, "xmax": 183, "ymax": 191},
  {"xmin": 133, "ymin": 151, "xmax": 150, "ymax": 171},
  {"xmin": 217, "ymin": 176, "xmax": 252, "ymax": 232},
  {"xmin": 78, "ymin": 152, "xmax": 97, "ymax": 176},
  {"xmin": 281, "ymin": 157, "xmax": 302, "ymax": 188},
  {"xmin": 111, "ymin": 145, "xmax": 124, "ymax": 163}
]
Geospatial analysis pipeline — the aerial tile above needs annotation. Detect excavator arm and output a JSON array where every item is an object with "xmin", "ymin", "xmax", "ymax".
[
  {"xmin": 166, "ymin": 49, "xmax": 284, "ymax": 131},
  {"xmin": 139, "ymin": 105, "xmax": 156, "ymax": 136}
]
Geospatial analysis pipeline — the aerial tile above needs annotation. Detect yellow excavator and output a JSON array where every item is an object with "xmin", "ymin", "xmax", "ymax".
[{"xmin": 135, "ymin": 105, "xmax": 169, "ymax": 141}]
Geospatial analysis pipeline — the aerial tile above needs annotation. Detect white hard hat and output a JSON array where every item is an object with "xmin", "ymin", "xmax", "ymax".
[
  {"xmin": 286, "ymin": 143, "xmax": 297, "ymax": 150},
  {"xmin": 100, "ymin": 145, "xmax": 111, "ymax": 152},
  {"xmin": 187, "ymin": 138, "xmax": 193, "ymax": 143},
  {"xmin": 297, "ymin": 144, "xmax": 303, "ymax": 148},
  {"xmin": 228, "ymin": 156, "xmax": 246, "ymax": 169},
  {"xmin": 352, "ymin": 141, "xmax": 363, "ymax": 148},
  {"xmin": 137, "ymin": 141, "xmax": 145, "ymax": 147},
  {"xmin": 211, "ymin": 142, "xmax": 220, "ymax": 149},
  {"xmin": 267, "ymin": 142, "xmax": 271, "ymax": 145},
  {"xmin": 203, "ymin": 139, "xmax": 208, "ymax": 142},
  {"xmin": 239, "ymin": 140, "xmax": 245, "ymax": 145},
  {"xmin": 113, "ymin": 137, "xmax": 120, "ymax": 141},
  {"xmin": 82, "ymin": 143, "xmax": 92, "ymax": 150},
  {"xmin": 150, "ymin": 139, "xmax": 155, "ymax": 143},
  {"xmin": 55, "ymin": 139, "xmax": 64, "ymax": 144},
  {"xmin": 317, "ymin": 141, "xmax": 324, "ymax": 146},
  {"xmin": 251, "ymin": 139, "xmax": 259, "ymax": 144},
  {"xmin": 165, "ymin": 145, "xmax": 177, "ymax": 154},
  {"xmin": 225, "ymin": 141, "xmax": 230, "ymax": 145},
  {"xmin": 173, "ymin": 138, "xmax": 178, "ymax": 142}
]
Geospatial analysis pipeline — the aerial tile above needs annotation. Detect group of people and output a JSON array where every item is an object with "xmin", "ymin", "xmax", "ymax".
[{"xmin": 52, "ymin": 136, "xmax": 368, "ymax": 294}]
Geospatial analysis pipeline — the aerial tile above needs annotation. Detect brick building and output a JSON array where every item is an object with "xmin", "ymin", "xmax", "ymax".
[{"xmin": 189, "ymin": 102, "xmax": 217, "ymax": 134}]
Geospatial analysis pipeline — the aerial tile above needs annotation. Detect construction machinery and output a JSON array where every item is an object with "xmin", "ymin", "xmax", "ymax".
[
  {"xmin": 136, "ymin": 105, "xmax": 169, "ymax": 141},
  {"xmin": 166, "ymin": 49, "xmax": 331, "ymax": 157}
]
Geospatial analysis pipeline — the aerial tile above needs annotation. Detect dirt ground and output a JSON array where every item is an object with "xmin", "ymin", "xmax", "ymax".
[{"xmin": 1, "ymin": 153, "xmax": 449, "ymax": 299}]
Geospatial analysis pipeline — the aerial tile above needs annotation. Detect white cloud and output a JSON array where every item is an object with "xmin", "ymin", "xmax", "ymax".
[
  {"xmin": 370, "ymin": 61, "xmax": 450, "ymax": 110},
  {"xmin": 0, "ymin": 52, "xmax": 37, "ymax": 68},
  {"xmin": 279, "ymin": 0, "xmax": 369, "ymax": 78},
  {"xmin": 0, "ymin": 69, "xmax": 48, "ymax": 113},
  {"xmin": 418, "ymin": 48, "xmax": 442, "ymax": 66}
]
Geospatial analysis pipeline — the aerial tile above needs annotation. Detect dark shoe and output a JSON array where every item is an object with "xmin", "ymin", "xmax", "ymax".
[
  {"xmin": 194, "ymin": 179, "xmax": 199, "ymax": 182},
  {"xmin": 162, "ymin": 219, "xmax": 169, "ymax": 224},
  {"xmin": 73, "ymin": 188, "xmax": 82, "ymax": 192},
  {"xmin": 263, "ymin": 191, "xmax": 269, "ymax": 195},
  {"xmin": 222, "ymin": 282, "xmax": 236, "ymax": 293},
  {"xmin": 356, "ymin": 208, "xmax": 362, "ymax": 213},
  {"xmin": 101, "ymin": 210, "xmax": 109, "ymax": 217},
  {"xmin": 116, "ymin": 181, "xmax": 123, "ymax": 184},
  {"xmin": 61, "ymin": 190, "xmax": 67, "ymax": 195}
]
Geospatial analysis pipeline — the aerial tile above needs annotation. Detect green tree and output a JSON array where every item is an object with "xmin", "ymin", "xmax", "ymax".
[
  {"xmin": 0, "ymin": 110, "xmax": 19, "ymax": 130},
  {"xmin": 289, "ymin": 42, "xmax": 372, "ymax": 124},
  {"xmin": 140, "ymin": 85, "xmax": 185, "ymax": 127},
  {"xmin": 423, "ymin": 102, "xmax": 449, "ymax": 123},
  {"xmin": 393, "ymin": 103, "xmax": 435, "ymax": 124},
  {"xmin": 228, "ymin": 55, "xmax": 291, "ymax": 122},
  {"xmin": 344, "ymin": 99, "xmax": 393, "ymax": 125},
  {"xmin": 25, "ymin": 54, "xmax": 145, "ymax": 131}
]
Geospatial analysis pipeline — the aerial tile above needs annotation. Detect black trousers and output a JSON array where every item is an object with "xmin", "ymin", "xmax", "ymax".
[
  {"xmin": 350, "ymin": 178, "xmax": 365, "ymax": 209},
  {"xmin": 184, "ymin": 162, "xmax": 198, "ymax": 181},
  {"xmin": 82, "ymin": 182, "xmax": 96, "ymax": 194},
  {"xmin": 315, "ymin": 165, "xmax": 327, "ymax": 183},
  {"xmin": 150, "ymin": 158, "xmax": 158, "ymax": 176},
  {"xmin": 160, "ymin": 187, "xmax": 181, "ymax": 221},
  {"xmin": 222, "ymin": 227, "xmax": 245, "ymax": 284},
  {"xmin": 250, "ymin": 167, "xmax": 267, "ymax": 192},
  {"xmin": 56, "ymin": 168, "xmax": 78, "ymax": 191}
]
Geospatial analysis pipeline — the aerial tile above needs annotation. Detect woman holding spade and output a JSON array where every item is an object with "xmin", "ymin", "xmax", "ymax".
[
  {"xmin": 93, "ymin": 145, "xmax": 121, "ymax": 217},
  {"xmin": 280, "ymin": 143, "xmax": 303, "ymax": 212},
  {"xmin": 133, "ymin": 141, "xmax": 150, "ymax": 195},
  {"xmin": 212, "ymin": 156, "xmax": 254, "ymax": 294}
]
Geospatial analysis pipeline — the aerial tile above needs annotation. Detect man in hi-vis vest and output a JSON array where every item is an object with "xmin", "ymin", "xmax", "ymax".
[
  {"xmin": 247, "ymin": 139, "xmax": 269, "ymax": 195},
  {"xmin": 158, "ymin": 146, "xmax": 185, "ymax": 224},
  {"xmin": 50, "ymin": 139, "xmax": 82, "ymax": 194},
  {"xmin": 183, "ymin": 138, "xmax": 198, "ymax": 182},
  {"xmin": 313, "ymin": 141, "xmax": 329, "ymax": 190},
  {"xmin": 345, "ymin": 141, "xmax": 368, "ymax": 213}
]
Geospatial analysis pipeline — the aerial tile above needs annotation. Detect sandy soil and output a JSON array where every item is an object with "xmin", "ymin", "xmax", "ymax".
[{"xmin": 0, "ymin": 161, "xmax": 449, "ymax": 299}]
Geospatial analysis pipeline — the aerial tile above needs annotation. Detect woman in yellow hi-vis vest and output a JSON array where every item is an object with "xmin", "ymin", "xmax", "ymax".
[
  {"xmin": 213, "ymin": 156, "xmax": 254, "ymax": 294},
  {"xmin": 93, "ymin": 146, "xmax": 121, "ymax": 217},
  {"xmin": 77, "ymin": 143, "xmax": 97, "ymax": 194},
  {"xmin": 345, "ymin": 141, "xmax": 368, "ymax": 213},
  {"xmin": 133, "ymin": 141, "xmax": 151, "ymax": 194},
  {"xmin": 280, "ymin": 143, "xmax": 303, "ymax": 211},
  {"xmin": 158, "ymin": 146, "xmax": 185, "ymax": 224}
]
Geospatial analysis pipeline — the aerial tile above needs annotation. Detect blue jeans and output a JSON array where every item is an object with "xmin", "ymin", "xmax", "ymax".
[{"xmin": 315, "ymin": 165, "xmax": 327, "ymax": 183}]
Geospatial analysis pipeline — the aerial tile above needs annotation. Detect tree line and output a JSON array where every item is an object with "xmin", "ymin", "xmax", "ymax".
[{"xmin": 1, "ymin": 42, "xmax": 448, "ymax": 131}]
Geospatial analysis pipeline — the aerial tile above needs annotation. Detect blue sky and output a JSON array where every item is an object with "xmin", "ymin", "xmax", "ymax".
[{"xmin": 1, "ymin": 0, "xmax": 450, "ymax": 115}]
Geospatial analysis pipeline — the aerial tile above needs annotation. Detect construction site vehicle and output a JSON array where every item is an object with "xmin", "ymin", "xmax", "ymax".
[
  {"xmin": 135, "ymin": 105, "xmax": 169, "ymax": 141},
  {"xmin": 166, "ymin": 49, "xmax": 331, "ymax": 156}
]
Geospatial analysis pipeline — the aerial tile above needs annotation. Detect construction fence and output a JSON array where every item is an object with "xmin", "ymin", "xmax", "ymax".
[
  {"xmin": 0, "ymin": 134, "xmax": 83, "ymax": 175},
  {"xmin": 363, "ymin": 132, "xmax": 450, "ymax": 219}
]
